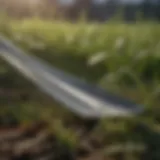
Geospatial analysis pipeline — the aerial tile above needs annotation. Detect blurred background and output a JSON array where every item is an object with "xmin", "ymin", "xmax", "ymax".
[
  {"xmin": 0, "ymin": 0, "xmax": 160, "ymax": 21},
  {"xmin": 0, "ymin": 0, "xmax": 160, "ymax": 160}
]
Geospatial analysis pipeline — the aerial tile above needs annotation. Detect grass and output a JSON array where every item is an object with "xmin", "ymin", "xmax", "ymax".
[{"xmin": 0, "ymin": 17, "xmax": 160, "ymax": 159}]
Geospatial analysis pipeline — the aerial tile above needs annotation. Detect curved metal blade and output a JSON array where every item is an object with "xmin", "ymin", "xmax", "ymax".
[{"xmin": 0, "ymin": 36, "xmax": 143, "ymax": 118}]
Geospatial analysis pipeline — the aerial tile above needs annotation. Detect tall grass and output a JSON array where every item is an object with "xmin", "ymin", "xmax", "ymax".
[
  {"xmin": 1, "ymin": 16, "xmax": 160, "ymax": 115},
  {"xmin": 0, "ymin": 17, "xmax": 160, "ymax": 160},
  {"xmin": 1, "ymin": 18, "xmax": 160, "ymax": 95}
]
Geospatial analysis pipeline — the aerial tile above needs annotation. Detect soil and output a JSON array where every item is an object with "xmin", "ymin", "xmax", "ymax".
[{"xmin": 0, "ymin": 120, "xmax": 108, "ymax": 160}]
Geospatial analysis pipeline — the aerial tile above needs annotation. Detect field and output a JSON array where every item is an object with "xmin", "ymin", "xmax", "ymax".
[{"xmin": 0, "ymin": 17, "xmax": 160, "ymax": 160}]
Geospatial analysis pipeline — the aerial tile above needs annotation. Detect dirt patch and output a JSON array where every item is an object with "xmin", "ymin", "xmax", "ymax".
[
  {"xmin": 0, "ymin": 117, "xmax": 110, "ymax": 160},
  {"xmin": 0, "ymin": 122, "xmax": 75, "ymax": 160}
]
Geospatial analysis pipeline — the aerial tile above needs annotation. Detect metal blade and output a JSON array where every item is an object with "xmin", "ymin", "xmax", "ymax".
[{"xmin": 0, "ymin": 36, "xmax": 143, "ymax": 118}]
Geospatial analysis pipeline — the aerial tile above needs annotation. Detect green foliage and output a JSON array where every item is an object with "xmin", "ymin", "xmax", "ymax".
[
  {"xmin": 1, "ymin": 19, "xmax": 160, "ymax": 99},
  {"xmin": 1, "ymin": 18, "xmax": 160, "ymax": 160},
  {"xmin": 51, "ymin": 119, "xmax": 79, "ymax": 150}
]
